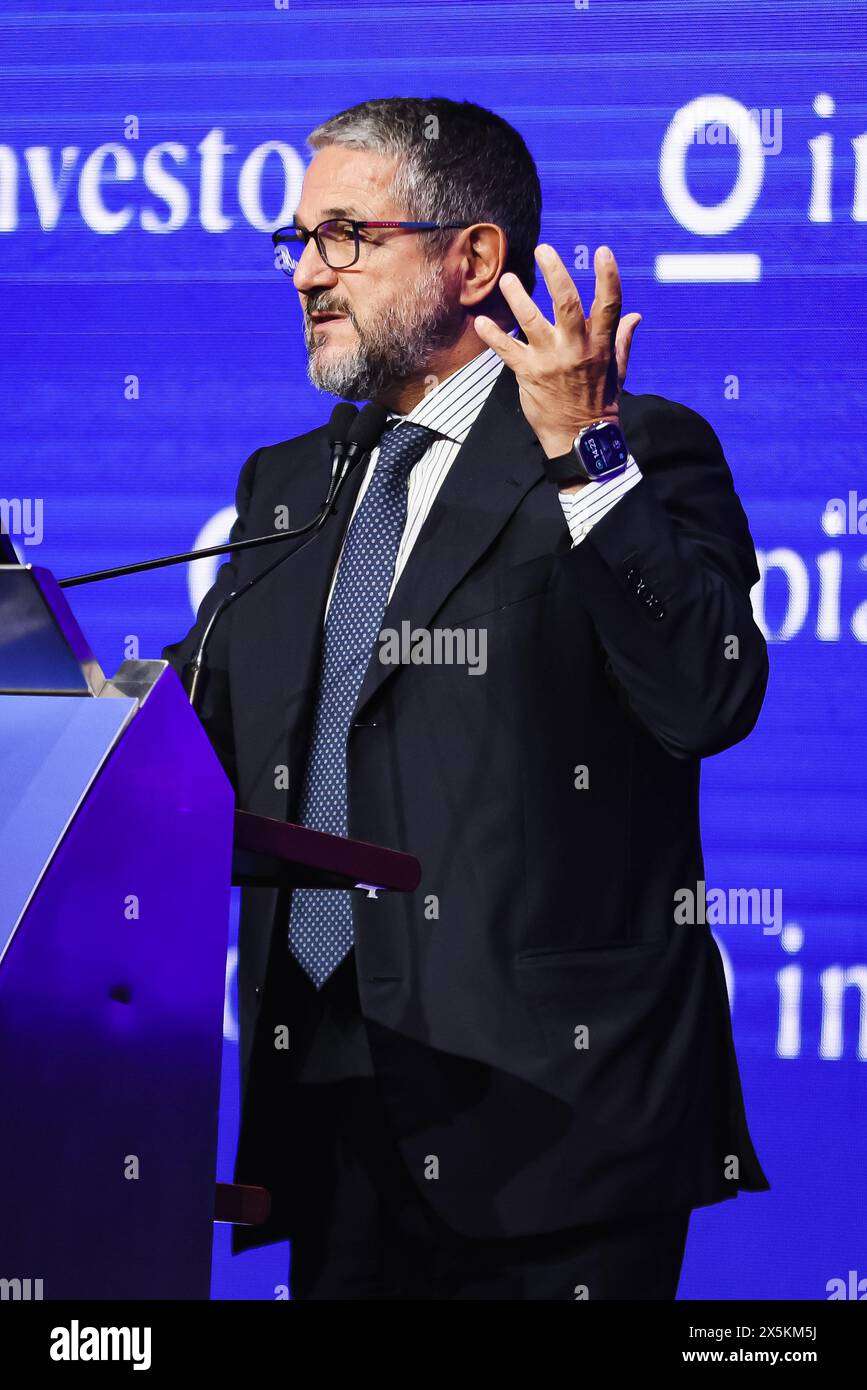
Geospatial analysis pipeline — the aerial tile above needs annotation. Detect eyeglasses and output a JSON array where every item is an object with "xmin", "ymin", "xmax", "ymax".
[{"xmin": 271, "ymin": 218, "xmax": 473, "ymax": 272}]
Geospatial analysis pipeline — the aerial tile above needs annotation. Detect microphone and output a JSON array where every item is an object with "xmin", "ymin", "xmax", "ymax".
[
  {"xmin": 326, "ymin": 400, "xmax": 360, "ymax": 480},
  {"xmin": 325, "ymin": 401, "xmax": 388, "ymax": 506},
  {"xmin": 58, "ymin": 400, "xmax": 366, "ymax": 590},
  {"xmin": 181, "ymin": 400, "xmax": 389, "ymax": 709}
]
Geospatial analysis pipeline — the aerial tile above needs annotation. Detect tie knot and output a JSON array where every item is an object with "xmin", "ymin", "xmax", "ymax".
[{"xmin": 375, "ymin": 420, "xmax": 434, "ymax": 477}]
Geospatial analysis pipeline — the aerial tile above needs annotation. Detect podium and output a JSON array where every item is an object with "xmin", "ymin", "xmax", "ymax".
[{"xmin": 0, "ymin": 564, "xmax": 420, "ymax": 1300}]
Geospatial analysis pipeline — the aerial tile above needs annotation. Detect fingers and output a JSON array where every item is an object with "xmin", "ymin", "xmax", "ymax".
[
  {"xmin": 497, "ymin": 272, "xmax": 552, "ymax": 347},
  {"xmin": 480, "ymin": 243, "xmax": 633, "ymax": 383},
  {"xmin": 614, "ymin": 312, "xmax": 642, "ymax": 389},
  {"xmin": 534, "ymin": 245, "xmax": 586, "ymax": 332},
  {"xmin": 474, "ymin": 312, "xmax": 526, "ymax": 367},
  {"xmin": 588, "ymin": 245, "xmax": 622, "ymax": 346}
]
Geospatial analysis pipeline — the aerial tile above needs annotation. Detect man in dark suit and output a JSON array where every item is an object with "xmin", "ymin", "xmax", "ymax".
[{"xmin": 163, "ymin": 96, "xmax": 769, "ymax": 1300}]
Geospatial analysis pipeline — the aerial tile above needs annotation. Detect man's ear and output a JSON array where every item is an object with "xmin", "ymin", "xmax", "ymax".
[{"xmin": 458, "ymin": 223, "xmax": 508, "ymax": 308}]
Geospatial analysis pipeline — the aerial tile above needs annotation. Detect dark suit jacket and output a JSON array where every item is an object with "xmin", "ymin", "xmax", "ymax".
[{"xmin": 162, "ymin": 365, "xmax": 771, "ymax": 1254}]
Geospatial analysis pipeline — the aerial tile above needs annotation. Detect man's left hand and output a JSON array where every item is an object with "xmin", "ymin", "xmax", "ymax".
[{"xmin": 474, "ymin": 244, "xmax": 641, "ymax": 462}]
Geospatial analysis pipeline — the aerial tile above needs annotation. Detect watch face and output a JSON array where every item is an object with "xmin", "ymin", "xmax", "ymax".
[{"xmin": 578, "ymin": 422, "xmax": 629, "ymax": 477}]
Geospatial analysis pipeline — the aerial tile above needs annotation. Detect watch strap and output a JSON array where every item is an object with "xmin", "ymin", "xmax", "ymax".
[{"xmin": 541, "ymin": 450, "xmax": 587, "ymax": 486}]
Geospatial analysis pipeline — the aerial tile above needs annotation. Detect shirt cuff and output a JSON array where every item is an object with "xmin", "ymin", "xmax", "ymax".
[{"xmin": 558, "ymin": 455, "xmax": 643, "ymax": 546}]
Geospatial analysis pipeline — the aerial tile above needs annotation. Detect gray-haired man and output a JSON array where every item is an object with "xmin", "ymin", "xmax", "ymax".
[{"xmin": 164, "ymin": 96, "xmax": 769, "ymax": 1300}]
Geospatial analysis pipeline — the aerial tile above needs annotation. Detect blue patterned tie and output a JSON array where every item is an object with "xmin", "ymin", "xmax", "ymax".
[{"xmin": 287, "ymin": 420, "xmax": 434, "ymax": 987}]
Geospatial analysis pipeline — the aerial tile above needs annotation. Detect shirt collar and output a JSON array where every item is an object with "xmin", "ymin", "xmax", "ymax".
[{"xmin": 384, "ymin": 340, "xmax": 514, "ymax": 446}]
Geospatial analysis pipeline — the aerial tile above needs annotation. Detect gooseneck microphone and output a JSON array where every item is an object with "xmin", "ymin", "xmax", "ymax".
[
  {"xmin": 53, "ymin": 400, "xmax": 389, "ymax": 708},
  {"xmin": 58, "ymin": 401, "xmax": 373, "ymax": 590},
  {"xmin": 180, "ymin": 400, "xmax": 388, "ymax": 709}
]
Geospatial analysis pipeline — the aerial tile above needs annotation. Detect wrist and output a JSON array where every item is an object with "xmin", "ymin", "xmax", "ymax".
[
  {"xmin": 539, "ymin": 416, "xmax": 629, "ymax": 490},
  {"xmin": 537, "ymin": 410, "xmax": 621, "ymax": 463},
  {"xmin": 537, "ymin": 429, "xmax": 578, "ymax": 459}
]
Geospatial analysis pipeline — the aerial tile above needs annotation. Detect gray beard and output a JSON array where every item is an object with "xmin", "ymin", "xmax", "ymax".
[{"xmin": 304, "ymin": 260, "xmax": 458, "ymax": 401}]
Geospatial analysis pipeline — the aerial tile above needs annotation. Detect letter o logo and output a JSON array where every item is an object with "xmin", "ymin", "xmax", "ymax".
[{"xmin": 660, "ymin": 94, "xmax": 765, "ymax": 235}]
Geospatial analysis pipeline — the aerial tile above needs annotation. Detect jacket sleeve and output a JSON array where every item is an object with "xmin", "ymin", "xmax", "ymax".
[
  {"xmin": 160, "ymin": 446, "xmax": 262, "ymax": 788},
  {"xmin": 560, "ymin": 394, "xmax": 768, "ymax": 759}
]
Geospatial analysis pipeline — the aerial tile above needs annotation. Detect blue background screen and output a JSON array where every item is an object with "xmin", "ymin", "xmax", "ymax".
[{"xmin": 2, "ymin": 0, "xmax": 865, "ymax": 1300}]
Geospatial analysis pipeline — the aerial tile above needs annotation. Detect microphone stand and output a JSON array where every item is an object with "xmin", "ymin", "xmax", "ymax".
[
  {"xmin": 58, "ymin": 407, "xmax": 361, "ymax": 590},
  {"xmin": 182, "ymin": 408, "xmax": 388, "ymax": 709},
  {"xmin": 182, "ymin": 466, "xmax": 349, "ymax": 709},
  {"xmin": 49, "ymin": 401, "xmax": 389, "ymax": 710}
]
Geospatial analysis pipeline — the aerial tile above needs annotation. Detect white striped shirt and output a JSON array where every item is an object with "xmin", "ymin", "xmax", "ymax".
[{"xmin": 324, "ymin": 344, "xmax": 641, "ymax": 619}]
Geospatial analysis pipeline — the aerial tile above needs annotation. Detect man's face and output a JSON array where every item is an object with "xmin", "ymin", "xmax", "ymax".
[{"xmin": 292, "ymin": 145, "xmax": 463, "ymax": 401}]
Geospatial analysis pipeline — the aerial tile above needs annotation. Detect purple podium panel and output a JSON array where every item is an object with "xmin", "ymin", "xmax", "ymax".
[
  {"xmin": 0, "ymin": 664, "xmax": 234, "ymax": 1299},
  {"xmin": 0, "ymin": 694, "xmax": 135, "ymax": 961}
]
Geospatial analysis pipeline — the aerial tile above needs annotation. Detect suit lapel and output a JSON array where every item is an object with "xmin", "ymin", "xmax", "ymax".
[
  {"xmin": 241, "ymin": 375, "xmax": 639, "ymax": 811},
  {"xmin": 238, "ymin": 425, "xmax": 364, "ymax": 745},
  {"xmin": 250, "ymin": 365, "xmax": 551, "ymax": 746},
  {"xmin": 352, "ymin": 365, "xmax": 547, "ymax": 719}
]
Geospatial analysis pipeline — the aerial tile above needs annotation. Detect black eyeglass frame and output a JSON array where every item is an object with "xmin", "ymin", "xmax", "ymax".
[{"xmin": 271, "ymin": 218, "xmax": 473, "ymax": 271}]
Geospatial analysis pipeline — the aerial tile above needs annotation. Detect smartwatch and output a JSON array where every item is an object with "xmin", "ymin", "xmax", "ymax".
[{"xmin": 542, "ymin": 419, "xmax": 630, "ymax": 486}]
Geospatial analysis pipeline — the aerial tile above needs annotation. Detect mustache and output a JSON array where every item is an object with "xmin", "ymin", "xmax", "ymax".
[{"xmin": 305, "ymin": 295, "xmax": 356, "ymax": 324}]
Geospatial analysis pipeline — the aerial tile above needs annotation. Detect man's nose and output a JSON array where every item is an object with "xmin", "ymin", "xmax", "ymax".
[{"xmin": 293, "ymin": 236, "xmax": 339, "ymax": 295}]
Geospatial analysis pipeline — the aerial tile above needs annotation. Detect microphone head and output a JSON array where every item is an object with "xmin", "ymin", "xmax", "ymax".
[
  {"xmin": 327, "ymin": 401, "xmax": 359, "ymax": 445},
  {"xmin": 347, "ymin": 402, "xmax": 389, "ymax": 454}
]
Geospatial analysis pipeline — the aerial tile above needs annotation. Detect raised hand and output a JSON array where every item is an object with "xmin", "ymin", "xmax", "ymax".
[{"xmin": 474, "ymin": 244, "xmax": 641, "ymax": 461}]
